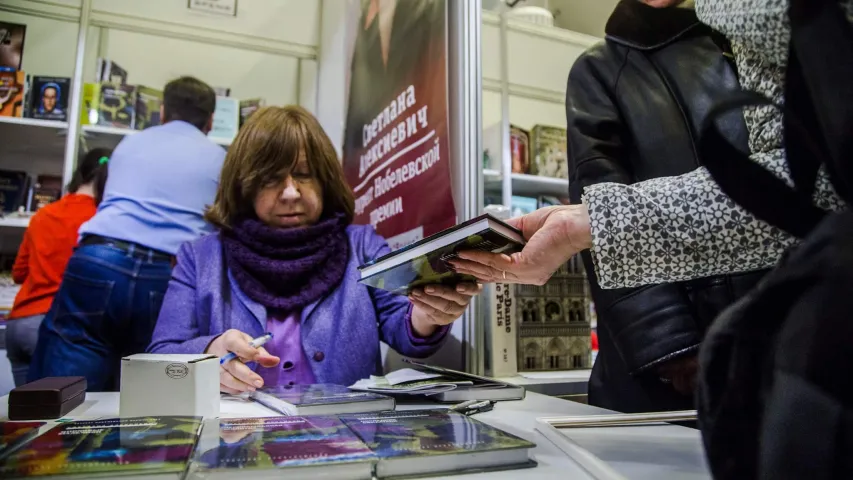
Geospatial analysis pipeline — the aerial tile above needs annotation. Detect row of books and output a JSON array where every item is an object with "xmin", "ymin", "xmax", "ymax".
[
  {"xmin": 0, "ymin": 170, "xmax": 62, "ymax": 214},
  {"xmin": 0, "ymin": 72, "xmax": 71, "ymax": 121},
  {"xmin": 0, "ymin": 410, "xmax": 535, "ymax": 479},
  {"xmin": 483, "ymin": 123, "xmax": 569, "ymax": 180}
]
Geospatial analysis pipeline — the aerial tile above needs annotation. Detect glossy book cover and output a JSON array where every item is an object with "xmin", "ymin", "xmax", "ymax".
[
  {"xmin": 0, "ymin": 422, "xmax": 44, "ymax": 459},
  {"xmin": 254, "ymin": 384, "xmax": 391, "ymax": 407},
  {"xmin": 340, "ymin": 409, "xmax": 534, "ymax": 459},
  {"xmin": 360, "ymin": 228, "xmax": 522, "ymax": 295},
  {"xmin": 0, "ymin": 416, "xmax": 202, "ymax": 478},
  {"xmin": 190, "ymin": 416, "xmax": 375, "ymax": 471}
]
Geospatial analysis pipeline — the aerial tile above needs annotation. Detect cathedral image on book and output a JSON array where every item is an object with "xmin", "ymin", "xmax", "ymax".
[{"xmin": 515, "ymin": 255, "xmax": 591, "ymax": 372}]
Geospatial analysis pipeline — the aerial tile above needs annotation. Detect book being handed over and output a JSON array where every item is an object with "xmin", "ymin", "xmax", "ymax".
[{"xmin": 358, "ymin": 214, "xmax": 524, "ymax": 295}]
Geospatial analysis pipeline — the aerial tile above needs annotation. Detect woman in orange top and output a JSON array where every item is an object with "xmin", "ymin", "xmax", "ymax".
[{"xmin": 5, "ymin": 147, "xmax": 111, "ymax": 386}]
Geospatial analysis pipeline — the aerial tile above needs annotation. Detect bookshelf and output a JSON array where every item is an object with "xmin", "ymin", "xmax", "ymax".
[
  {"xmin": 484, "ymin": 170, "xmax": 570, "ymax": 198},
  {"xmin": 80, "ymin": 125, "xmax": 233, "ymax": 148},
  {"xmin": 0, "ymin": 217, "xmax": 32, "ymax": 229}
]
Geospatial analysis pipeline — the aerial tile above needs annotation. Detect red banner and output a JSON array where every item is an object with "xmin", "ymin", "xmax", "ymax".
[{"xmin": 343, "ymin": 0, "xmax": 456, "ymax": 250}]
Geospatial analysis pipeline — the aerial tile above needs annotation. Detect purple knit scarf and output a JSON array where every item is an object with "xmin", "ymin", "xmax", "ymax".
[{"xmin": 222, "ymin": 213, "xmax": 350, "ymax": 311}]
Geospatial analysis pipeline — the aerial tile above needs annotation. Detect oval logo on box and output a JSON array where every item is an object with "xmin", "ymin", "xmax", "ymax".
[{"xmin": 165, "ymin": 363, "xmax": 189, "ymax": 379}]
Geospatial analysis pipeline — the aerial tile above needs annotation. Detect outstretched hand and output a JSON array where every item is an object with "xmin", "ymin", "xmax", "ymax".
[
  {"xmin": 450, "ymin": 205, "xmax": 593, "ymax": 285},
  {"xmin": 206, "ymin": 329, "xmax": 280, "ymax": 394}
]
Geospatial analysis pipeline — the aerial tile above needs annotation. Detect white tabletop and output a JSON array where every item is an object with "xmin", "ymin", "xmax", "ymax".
[{"xmin": 0, "ymin": 391, "xmax": 708, "ymax": 479}]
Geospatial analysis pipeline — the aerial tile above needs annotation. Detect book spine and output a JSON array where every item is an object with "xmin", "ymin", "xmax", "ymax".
[{"xmin": 486, "ymin": 282, "xmax": 518, "ymax": 378}]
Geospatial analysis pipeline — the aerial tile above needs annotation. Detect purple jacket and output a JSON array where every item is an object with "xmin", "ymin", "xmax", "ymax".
[{"xmin": 147, "ymin": 225, "xmax": 449, "ymax": 386}]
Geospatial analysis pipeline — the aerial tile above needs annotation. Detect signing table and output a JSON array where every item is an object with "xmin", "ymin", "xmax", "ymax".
[{"xmin": 0, "ymin": 391, "xmax": 709, "ymax": 480}]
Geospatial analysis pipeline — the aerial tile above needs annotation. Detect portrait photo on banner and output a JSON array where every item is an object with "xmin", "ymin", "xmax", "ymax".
[{"xmin": 342, "ymin": 0, "xmax": 455, "ymax": 251}]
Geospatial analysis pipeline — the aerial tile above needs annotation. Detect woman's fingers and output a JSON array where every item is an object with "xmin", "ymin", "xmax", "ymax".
[
  {"xmin": 222, "ymin": 330, "xmax": 263, "ymax": 361},
  {"xmin": 219, "ymin": 366, "xmax": 258, "ymax": 393},
  {"xmin": 255, "ymin": 347, "xmax": 281, "ymax": 368},
  {"xmin": 222, "ymin": 359, "xmax": 264, "ymax": 391}
]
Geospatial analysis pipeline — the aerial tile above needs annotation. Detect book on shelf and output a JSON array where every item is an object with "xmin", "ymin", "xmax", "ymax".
[
  {"xmin": 32, "ymin": 174, "xmax": 63, "ymax": 211},
  {"xmin": 0, "ymin": 170, "xmax": 30, "ymax": 213},
  {"xmin": 0, "ymin": 422, "xmax": 44, "ymax": 462},
  {"xmin": 483, "ymin": 122, "xmax": 530, "ymax": 173},
  {"xmin": 0, "ymin": 416, "xmax": 203, "ymax": 479},
  {"xmin": 530, "ymin": 125, "xmax": 568, "ymax": 179},
  {"xmin": 239, "ymin": 98, "xmax": 264, "ymax": 127},
  {"xmin": 187, "ymin": 416, "xmax": 376, "ymax": 480},
  {"xmin": 79, "ymin": 83, "xmax": 101, "ymax": 125},
  {"xmin": 0, "ymin": 22, "xmax": 26, "ymax": 71},
  {"xmin": 98, "ymin": 82, "xmax": 137, "ymax": 129},
  {"xmin": 29, "ymin": 76, "xmax": 70, "ymax": 122},
  {"xmin": 537, "ymin": 195, "xmax": 569, "ymax": 208},
  {"xmin": 510, "ymin": 196, "xmax": 538, "ymax": 218},
  {"xmin": 340, "ymin": 409, "xmax": 536, "ymax": 478},
  {"xmin": 96, "ymin": 58, "xmax": 128, "ymax": 84},
  {"xmin": 209, "ymin": 95, "xmax": 239, "ymax": 141},
  {"xmin": 249, "ymin": 383, "xmax": 395, "ymax": 416},
  {"xmin": 135, "ymin": 85, "xmax": 163, "ymax": 130},
  {"xmin": 358, "ymin": 213, "xmax": 524, "ymax": 295},
  {"xmin": 485, "ymin": 282, "xmax": 518, "ymax": 378},
  {"xmin": 0, "ymin": 70, "xmax": 26, "ymax": 117}
]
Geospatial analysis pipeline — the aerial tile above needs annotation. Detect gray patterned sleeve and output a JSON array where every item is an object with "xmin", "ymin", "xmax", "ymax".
[{"xmin": 581, "ymin": 151, "xmax": 842, "ymax": 289}]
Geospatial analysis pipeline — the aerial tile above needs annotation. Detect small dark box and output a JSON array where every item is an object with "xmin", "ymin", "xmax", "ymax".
[{"xmin": 8, "ymin": 376, "xmax": 87, "ymax": 420}]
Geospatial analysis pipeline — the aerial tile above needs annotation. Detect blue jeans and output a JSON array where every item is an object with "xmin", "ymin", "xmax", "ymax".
[
  {"xmin": 29, "ymin": 244, "xmax": 172, "ymax": 391},
  {"xmin": 5, "ymin": 314, "xmax": 45, "ymax": 386}
]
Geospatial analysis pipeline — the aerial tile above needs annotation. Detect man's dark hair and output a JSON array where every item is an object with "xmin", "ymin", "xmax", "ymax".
[{"xmin": 162, "ymin": 76, "xmax": 216, "ymax": 131}]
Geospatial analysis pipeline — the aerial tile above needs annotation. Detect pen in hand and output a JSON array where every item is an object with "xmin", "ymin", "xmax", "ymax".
[{"xmin": 220, "ymin": 333, "xmax": 273, "ymax": 365}]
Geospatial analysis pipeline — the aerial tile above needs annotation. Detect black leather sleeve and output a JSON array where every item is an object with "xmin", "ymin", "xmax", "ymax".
[{"xmin": 566, "ymin": 47, "xmax": 701, "ymax": 374}]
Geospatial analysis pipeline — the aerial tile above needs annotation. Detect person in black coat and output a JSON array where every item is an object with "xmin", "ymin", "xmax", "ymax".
[{"xmin": 566, "ymin": 0, "xmax": 768, "ymax": 413}]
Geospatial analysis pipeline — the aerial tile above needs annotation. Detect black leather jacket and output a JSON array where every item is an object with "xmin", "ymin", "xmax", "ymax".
[{"xmin": 566, "ymin": 0, "xmax": 769, "ymax": 413}]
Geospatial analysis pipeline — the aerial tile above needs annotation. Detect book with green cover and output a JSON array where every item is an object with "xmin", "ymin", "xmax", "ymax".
[
  {"xmin": 250, "ymin": 383, "xmax": 395, "ymax": 416},
  {"xmin": 0, "ymin": 422, "xmax": 44, "ymax": 461},
  {"xmin": 187, "ymin": 416, "xmax": 375, "ymax": 480},
  {"xmin": 358, "ymin": 214, "xmax": 524, "ymax": 295},
  {"xmin": 340, "ymin": 409, "xmax": 536, "ymax": 478},
  {"xmin": 0, "ymin": 416, "xmax": 202, "ymax": 479}
]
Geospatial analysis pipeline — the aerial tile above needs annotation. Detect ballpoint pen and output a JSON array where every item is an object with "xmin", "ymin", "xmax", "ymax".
[{"xmin": 219, "ymin": 333, "xmax": 273, "ymax": 365}]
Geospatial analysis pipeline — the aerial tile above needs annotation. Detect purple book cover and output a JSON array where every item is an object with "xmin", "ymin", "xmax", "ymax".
[{"xmin": 191, "ymin": 416, "xmax": 375, "ymax": 471}]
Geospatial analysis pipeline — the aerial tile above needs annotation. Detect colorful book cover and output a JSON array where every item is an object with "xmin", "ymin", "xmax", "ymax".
[
  {"xmin": 98, "ymin": 82, "xmax": 137, "ymax": 129},
  {"xmin": 0, "ymin": 70, "xmax": 25, "ymax": 117},
  {"xmin": 359, "ymin": 216, "xmax": 523, "ymax": 295},
  {"xmin": 0, "ymin": 170, "xmax": 29, "ymax": 212},
  {"xmin": 530, "ymin": 125, "xmax": 568, "ymax": 179},
  {"xmin": 208, "ymin": 96, "xmax": 239, "ymax": 141},
  {"xmin": 32, "ymin": 174, "xmax": 63, "ymax": 211},
  {"xmin": 30, "ymin": 76, "xmax": 70, "ymax": 122},
  {"xmin": 79, "ymin": 82, "xmax": 101, "ymax": 125},
  {"xmin": 0, "ymin": 22, "xmax": 26, "ymax": 71},
  {"xmin": 340, "ymin": 409, "xmax": 534, "ymax": 460},
  {"xmin": 0, "ymin": 422, "xmax": 44, "ymax": 461},
  {"xmin": 0, "ymin": 416, "xmax": 202, "ymax": 479},
  {"xmin": 135, "ymin": 85, "xmax": 163, "ymax": 130},
  {"xmin": 189, "ymin": 416, "xmax": 375, "ymax": 474}
]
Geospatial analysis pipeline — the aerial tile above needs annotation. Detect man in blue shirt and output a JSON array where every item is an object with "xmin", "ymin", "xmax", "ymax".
[{"xmin": 30, "ymin": 76, "xmax": 225, "ymax": 391}]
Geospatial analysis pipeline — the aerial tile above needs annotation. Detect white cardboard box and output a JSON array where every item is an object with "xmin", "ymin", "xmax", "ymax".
[{"xmin": 120, "ymin": 353, "xmax": 220, "ymax": 418}]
